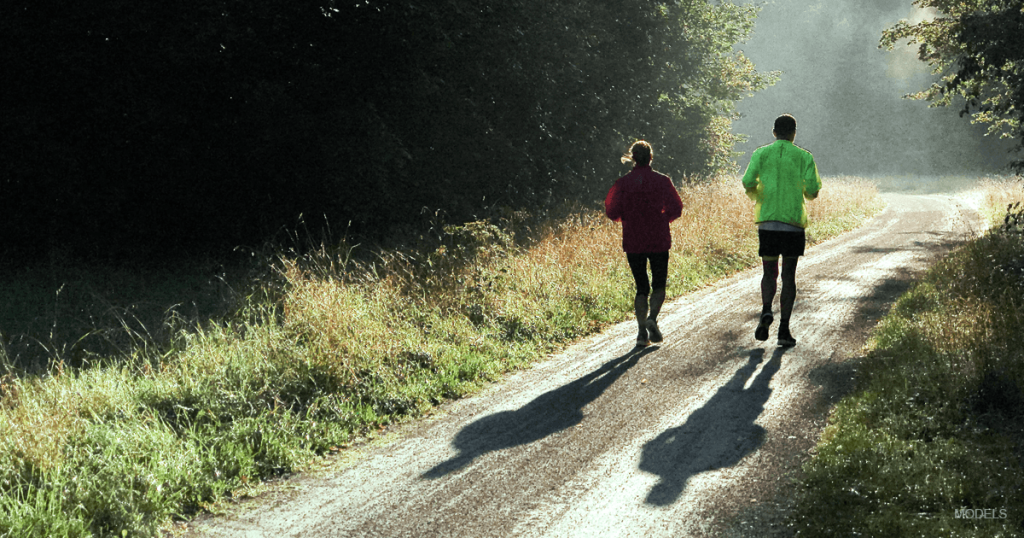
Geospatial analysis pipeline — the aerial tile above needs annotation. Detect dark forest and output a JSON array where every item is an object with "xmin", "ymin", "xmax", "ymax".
[{"xmin": 2, "ymin": 0, "xmax": 774, "ymax": 261}]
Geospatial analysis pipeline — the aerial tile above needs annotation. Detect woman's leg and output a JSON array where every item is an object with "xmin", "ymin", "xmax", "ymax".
[
  {"xmin": 634, "ymin": 295, "xmax": 649, "ymax": 335},
  {"xmin": 642, "ymin": 252, "xmax": 669, "ymax": 343},
  {"xmin": 648, "ymin": 252, "xmax": 669, "ymax": 321},
  {"xmin": 627, "ymin": 254, "xmax": 651, "ymax": 341}
]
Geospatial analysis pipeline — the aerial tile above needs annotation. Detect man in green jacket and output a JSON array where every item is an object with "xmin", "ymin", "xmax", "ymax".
[{"xmin": 741, "ymin": 114, "xmax": 821, "ymax": 346}]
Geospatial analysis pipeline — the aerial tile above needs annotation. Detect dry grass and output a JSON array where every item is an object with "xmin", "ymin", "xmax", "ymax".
[
  {"xmin": 807, "ymin": 176, "xmax": 886, "ymax": 240},
  {"xmin": 0, "ymin": 176, "xmax": 883, "ymax": 536},
  {"xmin": 979, "ymin": 176, "xmax": 1024, "ymax": 227}
]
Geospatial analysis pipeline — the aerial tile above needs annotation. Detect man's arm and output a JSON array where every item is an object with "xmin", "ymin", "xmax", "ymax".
[
  {"xmin": 803, "ymin": 157, "xmax": 821, "ymax": 200},
  {"xmin": 741, "ymin": 150, "xmax": 761, "ymax": 201}
]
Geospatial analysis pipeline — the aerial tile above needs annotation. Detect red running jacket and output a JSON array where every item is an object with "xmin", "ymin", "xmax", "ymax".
[{"xmin": 604, "ymin": 165, "xmax": 683, "ymax": 253}]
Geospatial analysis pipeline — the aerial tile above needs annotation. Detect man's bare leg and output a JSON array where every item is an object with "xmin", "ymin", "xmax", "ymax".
[
  {"xmin": 755, "ymin": 257, "xmax": 778, "ymax": 341},
  {"xmin": 778, "ymin": 256, "xmax": 799, "ymax": 345},
  {"xmin": 761, "ymin": 257, "xmax": 779, "ymax": 313}
]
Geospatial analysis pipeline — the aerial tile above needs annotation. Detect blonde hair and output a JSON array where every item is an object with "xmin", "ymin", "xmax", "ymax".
[{"xmin": 620, "ymin": 140, "xmax": 653, "ymax": 166}]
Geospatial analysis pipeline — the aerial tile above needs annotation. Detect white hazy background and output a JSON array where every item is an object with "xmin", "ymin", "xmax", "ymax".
[{"xmin": 732, "ymin": 0, "xmax": 1017, "ymax": 176}]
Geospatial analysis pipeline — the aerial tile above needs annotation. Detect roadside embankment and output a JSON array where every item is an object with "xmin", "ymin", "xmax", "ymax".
[
  {"xmin": 790, "ymin": 177, "xmax": 1024, "ymax": 537},
  {"xmin": 0, "ymin": 177, "xmax": 881, "ymax": 537}
]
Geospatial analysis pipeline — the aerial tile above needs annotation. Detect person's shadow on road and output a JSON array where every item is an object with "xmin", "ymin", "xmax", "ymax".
[
  {"xmin": 422, "ymin": 345, "xmax": 655, "ymax": 479},
  {"xmin": 639, "ymin": 346, "xmax": 786, "ymax": 506}
]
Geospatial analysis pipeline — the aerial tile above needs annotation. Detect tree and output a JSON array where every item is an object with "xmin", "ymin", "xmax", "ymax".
[
  {"xmin": 1, "ymin": 0, "xmax": 775, "ymax": 260},
  {"xmin": 881, "ymin": 0, "xmax": 1024, "ymax": 172}
]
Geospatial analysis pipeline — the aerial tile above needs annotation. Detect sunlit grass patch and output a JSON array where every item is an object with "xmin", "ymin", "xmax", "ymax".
[
  {"xmin": 791, "ymin": 178, "xmax": 1024, "ymax": 538},
  {"xmin": 807, "ymin": 176, "xmax": 887, "ymax": 244},
  {"xmin": 979, "ymin": 175, "xmax": 1024, "ymax": 229}
]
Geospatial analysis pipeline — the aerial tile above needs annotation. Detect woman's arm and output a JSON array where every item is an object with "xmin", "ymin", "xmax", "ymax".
[
  {"xmin": 605, "ymin": 180, "xmax": 623, "ymax": 222},
  {"xmin": 662, "ymin": 177, "xmax": 683, "ymax": 222}
]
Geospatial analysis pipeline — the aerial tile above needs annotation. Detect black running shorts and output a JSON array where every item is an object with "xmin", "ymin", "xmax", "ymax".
[{"xmin": 758, "ymin": 229, "xmax": 806, "ymax": 258}]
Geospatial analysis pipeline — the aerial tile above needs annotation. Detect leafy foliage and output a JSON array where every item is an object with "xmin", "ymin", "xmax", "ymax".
[
  {"xmin": 792, "ymin": 182, "xmax": 1024, "ymax": 537},
  {"xmin": 1, "ymin": 0, "xmax": 775, "ymax": 260},
  {"xmin": 880, "ymin": 0, "xmax": 1024, "ymax": 172}
]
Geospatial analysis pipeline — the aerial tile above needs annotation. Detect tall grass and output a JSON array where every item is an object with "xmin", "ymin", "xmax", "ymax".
[
  {"xmin": 0, "ymin": 257, "xmax": 246, "ymax": 373},
  {"xmin": 791, "ymin": 176, "xmax": 1024, "ymax": 537},
  {"xmin": 0, "ymin": 177, "xmax": 881, "ymax": 537},
  {"xmin": 980, "ymin": 176, "xmax": 1024, "ymax": 228}
]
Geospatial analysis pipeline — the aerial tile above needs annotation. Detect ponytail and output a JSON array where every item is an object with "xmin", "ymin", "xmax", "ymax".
[{"xmin": 622, "ymin": 140, "xmax": 653, "ymax": 166}]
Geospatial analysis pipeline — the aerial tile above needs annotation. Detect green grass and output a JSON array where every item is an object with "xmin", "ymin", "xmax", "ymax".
[
  {"xmin": 0, "ymin": 177, "xmax": 882, "ymax": 537},
  {"xmin": 790, "ymin": 177, "xmax": 1024, "ymax": 538}
]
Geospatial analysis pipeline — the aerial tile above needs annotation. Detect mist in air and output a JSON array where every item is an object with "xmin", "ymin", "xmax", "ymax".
[{"xmin": 732, "ymin": 0, "xmax": 1017, "ymax": 177}]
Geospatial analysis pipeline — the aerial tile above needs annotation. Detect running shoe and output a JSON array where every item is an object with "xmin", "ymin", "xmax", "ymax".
[
  {"xmin": 777, "ymin": 328, "xmax": 797, "ymax": 347},
  {"xmin": 636, "ymin": 327, "xmax": 650, "ymax": 348},
  {"xmin": 646, "ymin": 318, "xmax": 663, "ymax": 343},
  {"xmin": 755, "ymin": 312, "xmax": 773, "ymax": 341}
]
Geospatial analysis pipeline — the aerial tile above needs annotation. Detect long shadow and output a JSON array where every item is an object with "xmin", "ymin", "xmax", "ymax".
[
  {"xmin": 639, "ymin": 347, "xmax": 787, "ymax": 506},
  {"xmin": 422, "ymin": 345, "xmax": 655, "ymax": 479}
]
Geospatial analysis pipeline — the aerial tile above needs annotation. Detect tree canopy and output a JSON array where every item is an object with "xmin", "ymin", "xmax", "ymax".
[
  {"xmin": 2, "ymin": 0, "xmax": 775, "ymax": 259},
  {"xmin": 881, "ymin": 0, "xmax": 1024, "ymax": 172}
]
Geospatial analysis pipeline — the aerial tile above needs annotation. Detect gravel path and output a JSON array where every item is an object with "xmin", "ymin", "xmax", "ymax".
[{"xmin": 184, "ymin": 193, "xmax": 981, "ymax": 538}]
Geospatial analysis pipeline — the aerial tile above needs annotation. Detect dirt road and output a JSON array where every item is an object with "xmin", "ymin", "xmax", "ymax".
[{"xmin": 186, "ymin": 193, "xmax": 981, "ymax": 537}]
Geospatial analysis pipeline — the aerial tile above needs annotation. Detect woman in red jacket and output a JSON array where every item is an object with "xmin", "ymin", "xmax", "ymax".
[{"xmin": 605, "ymin": 141, "xmax": 684, "ymax": 347}]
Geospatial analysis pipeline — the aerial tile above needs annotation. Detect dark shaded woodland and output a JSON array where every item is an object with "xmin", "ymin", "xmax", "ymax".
[{"xmin": 2, "ymin": 0, "xmax": 774, "ymax": 260}]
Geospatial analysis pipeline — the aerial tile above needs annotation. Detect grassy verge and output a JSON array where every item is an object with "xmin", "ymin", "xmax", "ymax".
[
  {"xmin": 790, "ymin": 177, "xmax": 1024, "ymax": 537},
  {"xmin": 0, "ymin": 257, "xmax": 247, "ymax": 373},
  {"xmin": 0, "ymin": 177, "xmax": 881, "ymax": 537}
]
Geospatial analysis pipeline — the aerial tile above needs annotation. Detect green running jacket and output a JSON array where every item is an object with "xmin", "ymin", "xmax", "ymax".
[{"xmin": 741, "ymin": 139, "xmax": 822, "ymax": 229}]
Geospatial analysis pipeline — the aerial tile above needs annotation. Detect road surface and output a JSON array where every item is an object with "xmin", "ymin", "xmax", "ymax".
[{"xmin": 185, "ymin": 192, "xmax": 982, "ymax": 538}]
